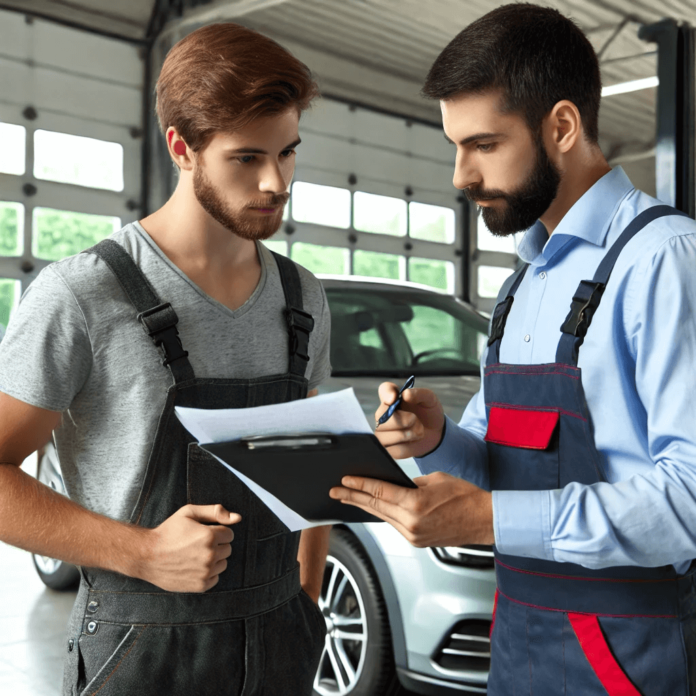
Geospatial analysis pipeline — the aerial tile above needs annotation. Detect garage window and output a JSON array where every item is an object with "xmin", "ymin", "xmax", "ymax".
[
  {"xmin": 0, "ymin": 122, "xmax": 26, "ymax": 176},
  {"xmin": 0, "ymin": 202, "xmax": 23, "ymax": 256},
  {"xmin": 0, "ymin": 278, "xmax": 20, "ymax": 330},
  {"xmin": 291, "ymin": 182, "xmax": 351, "ymax": 228},
  {"xmin": 34, "ymin": 130, "xmax": 125, "ymax": 192},
  {"xmin": 33, "ymin": 208, "xmax": 121, "ymax": 262},
  {"xmin": 353, "ymin": 191, "xmax": 407, "ymax": 236},
  {"xmin": 291, "ymin": 242, "xmax": 349, "ymax": 275},
  {"xmin": 409, "ymin": 202, "xmax": 455, "ymax": 244}
]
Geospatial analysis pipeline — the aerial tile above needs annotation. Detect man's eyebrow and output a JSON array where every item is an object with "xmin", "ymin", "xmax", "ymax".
[
  {"xmin": 444, "ymin": 132, "xmax": 504, "ymax": 146},
  {"xmin": 223, "ymin": 138, "xmax": 301, "ymax": 156}
]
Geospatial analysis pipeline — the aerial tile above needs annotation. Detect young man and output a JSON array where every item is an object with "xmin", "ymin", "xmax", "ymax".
[
  {"xmin": 0, "ymin": 23, "xmax": 331, "ymax": 695},
  {"xmin": 332, "ymin": 5, "xmax": 696, "ymax": 694}
]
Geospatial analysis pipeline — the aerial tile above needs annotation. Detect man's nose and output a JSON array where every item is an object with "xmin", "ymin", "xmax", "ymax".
[
  {"xmin": 452, "ymin": 151, "xmax": 479, "ymax": 191},
  {"xmin": 259, "ymin": 162, "xmax": 287, "ymax": 194}
]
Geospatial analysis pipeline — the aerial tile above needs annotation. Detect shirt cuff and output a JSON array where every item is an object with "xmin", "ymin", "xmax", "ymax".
[
  {"xmin": 414, "ymin": 415, "xmax": 489, "ymax": 490},
  {"xmin": 492, "ymin": 489, "xmax": 554, "ymax": 561}
]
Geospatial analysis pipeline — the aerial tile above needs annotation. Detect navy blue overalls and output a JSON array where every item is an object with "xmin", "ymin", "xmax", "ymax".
[{"xmin": 483, "ymin": 206, "xmax": 696, "ymax": 695}]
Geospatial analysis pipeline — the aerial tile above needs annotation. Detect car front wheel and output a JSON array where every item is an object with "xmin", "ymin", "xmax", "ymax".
[{"xmin": 313, "ymin": 528, "xmax": 404, "ymax": 696}]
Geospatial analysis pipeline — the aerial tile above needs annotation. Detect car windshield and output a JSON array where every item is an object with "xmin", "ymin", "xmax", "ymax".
[{"xmin": 325, "ymin": 286, "xmax": 489, "ymax": 377}]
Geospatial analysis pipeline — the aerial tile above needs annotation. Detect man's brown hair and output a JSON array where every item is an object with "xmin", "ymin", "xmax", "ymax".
[{"xmin": 156, "ymin": 23, "xmax": 319, "ymax": 152}]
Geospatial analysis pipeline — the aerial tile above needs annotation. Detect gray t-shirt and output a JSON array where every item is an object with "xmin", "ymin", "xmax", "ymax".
[{"xmin": 0, "ymin": 223, "xmax": 331, "ymax": 521}]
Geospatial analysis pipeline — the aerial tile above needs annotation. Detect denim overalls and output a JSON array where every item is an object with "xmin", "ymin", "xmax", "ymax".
[
  {"xmin": 484, "ymin": 206, "xmax": 696, "ymax": 695},
  {"xmin": 63, "ymin": 239, "xmax": 325, "ymax": 696}
]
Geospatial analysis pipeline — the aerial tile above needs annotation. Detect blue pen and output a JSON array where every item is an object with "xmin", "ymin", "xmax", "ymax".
[{"xmin": 376, "ymin": 375, "xmax": 416, "ymax": 428}]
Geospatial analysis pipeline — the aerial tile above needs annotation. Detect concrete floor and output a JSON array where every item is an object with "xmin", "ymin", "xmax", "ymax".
[
  {"xmin": 1, "ymin": 453, "xmax": 76, "ymax": 696},
  {"xmin": 0, "ymin": 541, "xmax": 76, "ymax": 696}
]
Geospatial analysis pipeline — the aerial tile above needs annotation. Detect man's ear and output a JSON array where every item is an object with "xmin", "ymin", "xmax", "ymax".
[
  {"xmin": 544, "ymin": 100, "xmax": 582, "ymax": 155},
  {"xmin": 166, "ymin": 127, "xmax": 194, "ymax": 171}
]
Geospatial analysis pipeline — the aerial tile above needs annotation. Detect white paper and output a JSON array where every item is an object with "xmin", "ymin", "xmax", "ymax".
[{"xmin": 175, "ymin": 389, "xmax": 373, "ymax": 531}]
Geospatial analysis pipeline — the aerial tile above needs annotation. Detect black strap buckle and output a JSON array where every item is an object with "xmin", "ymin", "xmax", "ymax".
[
  {"xmin": 286, "ymin": 307, "xmax": 314, "ymax": 362},
  {"xmin": 560, "ymin": 281, "xmax": 606, "ymax": 339},
  {"xmin": 487, "ymin": 296, "xmax": 514, "ymax": 347},
  {"xmin": 137, "ymin": 302, "xmax": 189, "ymax": 367}
]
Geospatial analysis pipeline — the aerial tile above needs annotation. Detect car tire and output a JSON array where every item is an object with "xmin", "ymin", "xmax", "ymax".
[
  {"xmin": 313, "ymin": 528, "xmax": 406, "ymax": 696},
  {"xmin": 32, "ymin": 444, "xmax": 80, "ymax": 592},
  {"xmin": 32, "ymin": 553, "xmax": 80, "ymax": 591}
]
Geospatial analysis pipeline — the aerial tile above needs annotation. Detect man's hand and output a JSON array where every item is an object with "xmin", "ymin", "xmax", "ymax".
[
  {"xmin": 140, "ymin": 504, "xmax": 241, "ymax": 593},
  {"xmin": 375, "ymin": 382, "xmax": 445, "ymax": 459},
  {"xmin": 330, "ymin": 472, "xmax": 493, "ymax": 547}
]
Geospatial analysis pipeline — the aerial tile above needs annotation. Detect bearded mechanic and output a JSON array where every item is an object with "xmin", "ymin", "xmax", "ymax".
[
  {"xmin": 331, "ymin": 5, "xmax": 696, "ymax": 695},
  {"xmin": 0, "ymin": 23, "xmax": 331, "ymax": 695}
]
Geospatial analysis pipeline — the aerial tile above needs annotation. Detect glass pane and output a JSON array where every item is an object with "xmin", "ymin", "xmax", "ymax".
[
  {"xmin": 409, "ymin": 258, "xmax": 454, "ymax": 293},
  {"xmin": 478, "ymin": 265, "xmax": 514, "ymax": 299},
  {"xmin": 409, "ymin": 202, "xmax": 455, "ymax": 243},
  {"xmin": 353, "ymin": 191, "xmax": 407, "ymax": 236},
  {"xmin": 291, "ymin": 182, "xmax": 351, "ymax": 228},
  {"xmin": 34, "ymin": 130, "xmax": 124, "ymax": 192},
  {"xmin": 353, "ymin": 250, "xmax": 404, "ymax": 280},
  {"xmin": 291, "ymin": 242, "xmax": 349, "ymax": 275},
  {"xmin": 0, "ymin": 279, "xmax": 20, "ymax": 335},
  {"xmin": 33, "ymin": 208, "xmax": 121, "ymax": 261},
  {"xmin": 263, "ymin": 240, "xmax": 288, "ymax": 257},
  {"xmin": 0, "ymin": 122, "xmax": 26, "ymax": 176},
  {"xmin": 325, "ymin": 287, "xmax": 488, "ymax": 376},
  {"xmin": 0, "ymin": 202, "xmax": 23, "ymax": 256},
  {"xmin": 477, "ymin": 211, "xmax": 524, "ymax": 253}
]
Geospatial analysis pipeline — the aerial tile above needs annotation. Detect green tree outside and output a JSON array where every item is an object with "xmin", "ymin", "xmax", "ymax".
[
  {"xmin": 0, "ymin": 203, "xmax": 22, "ymax": 256},
  {"xmin": 410, "ymin": 258, "xmax": 450, "ymax": 291},
  {"xmin": 291, "ymin": 242, "xmax": 348, "ymax": 275},
  {"xmin": 0, "ymin": 279, "xmax": 17, "ymax": 329},
  {"xmin": 354, "ymin": 250, "xmax": 401, "ymax": 280},
  {"xmin": 33, "ymin": 208, "xmax": 119, "ymax": 261}
]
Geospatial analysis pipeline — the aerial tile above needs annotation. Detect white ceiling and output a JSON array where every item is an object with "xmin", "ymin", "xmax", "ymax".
[{"xmin": 5, "ymin": 0, "xmax": 693, "ymax": 189}]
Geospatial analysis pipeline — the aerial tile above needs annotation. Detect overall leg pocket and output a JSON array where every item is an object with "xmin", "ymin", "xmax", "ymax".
[
  {"xmin": 567, "ymin": 614, "xmax": 688, "ymax": 696},
  {"xmin": 79, "ymin": 624, "xmax": 145, "ymax": 696}
]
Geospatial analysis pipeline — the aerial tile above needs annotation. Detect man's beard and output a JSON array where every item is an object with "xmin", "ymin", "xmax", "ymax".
[
  {"xmin": 193, "ymin": 166, "xmax": 289, "ymax": 241},
  {"xmin": 466, "ymin": 135, "xmax": 561, "ymax": 236}
]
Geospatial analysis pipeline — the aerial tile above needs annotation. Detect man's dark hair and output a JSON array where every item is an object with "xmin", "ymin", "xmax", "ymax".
[{"xmin": 422, "ymin": 3, "xmax": 601, "ymax": 142}]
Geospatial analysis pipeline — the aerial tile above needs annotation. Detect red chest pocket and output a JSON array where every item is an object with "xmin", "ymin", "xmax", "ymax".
[{"xmin": 484, "ymin": 406, "xmax": 559, "ymax": 450}]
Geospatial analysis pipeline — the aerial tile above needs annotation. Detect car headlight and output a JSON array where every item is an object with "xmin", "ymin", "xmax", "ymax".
[{"xmin": 432, "ymin": 544, "xmax": 495, "ymax": 569}]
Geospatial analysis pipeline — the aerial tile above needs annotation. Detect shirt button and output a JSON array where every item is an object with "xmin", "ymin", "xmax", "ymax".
[
  {"xmin": 539, "ymin": 271, "xmax": 547, "ymax": 279},
  {"xmin": 524, "ymin": 334, "xmax": 531, "ymax": 342}
]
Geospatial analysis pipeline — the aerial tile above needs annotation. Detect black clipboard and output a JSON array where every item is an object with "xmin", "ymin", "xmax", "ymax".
[{"xmin": 201, "ymin": 432, "xmax": 417, "ymax": 524}]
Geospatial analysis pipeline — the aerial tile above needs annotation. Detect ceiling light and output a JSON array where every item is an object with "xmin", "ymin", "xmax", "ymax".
[{"xmin": 601, "ymin": 76, "xmax": 659, "ymax": 97}]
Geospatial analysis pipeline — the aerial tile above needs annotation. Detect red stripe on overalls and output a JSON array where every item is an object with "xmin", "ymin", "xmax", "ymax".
[
  {"xmin": 490, "ymin": 590, "xmax": 499, "ymax": 638},
  {"xmin": 568, "ymin": 613, "xmax": 641, "ymax": 696}
]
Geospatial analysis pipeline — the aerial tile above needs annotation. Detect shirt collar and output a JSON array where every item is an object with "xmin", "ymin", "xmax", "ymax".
[{"xmin": 517, "ymin": 166, "xmax": 635, "ymax": 264}]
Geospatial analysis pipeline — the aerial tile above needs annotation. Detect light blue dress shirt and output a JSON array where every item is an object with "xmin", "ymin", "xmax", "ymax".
[{"xmin": 416, "ymin": 167, "xmax": 696, "ymax": 574}]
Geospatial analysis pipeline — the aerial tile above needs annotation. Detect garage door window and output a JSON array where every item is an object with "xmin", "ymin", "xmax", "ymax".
[
  {"xmin": 291, "ymin": 242, "xmax": 349, "ymax": 275},
  {"xmin": 353, "ymin": 191, "xmax": 407, "ymax": 236},
  {"xmin": 34, "ymin": 130, "xmax": 125, "ymax": 192},
  {"xmin": 33, "ymin": 208, "xmax": 121, "ymax": 262},
  {"xmin": 409, "ymin": 202, "xmax": 455, "ymax": 244},
  {"xmin": 478, "ymin": 265, "xmax": 514, "ymax": 299},
  {"xmin": 0, "ymin": 122, "xmax": 26, "ymax": 176},
  {"xmin": 353, "ymin": 249, "xmax": 404, "ymax": 280},
  {"xmin": 0, "ymin": 278, "xmax": 20, "ymax": 331},
  {"xmin": 291, "ymin": 182, "xmax": 351, "ymax": 228},
  {"xmin": 409, "ymin": 257, "xmax": 454, "ymax": 292},
  {"xmin": 0, "ymin": 202, "xmax": 23, "ymax": 256}
]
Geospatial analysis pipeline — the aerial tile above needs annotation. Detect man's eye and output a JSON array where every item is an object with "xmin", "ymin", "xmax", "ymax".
[
  {"xmin": 237, "ymin": 155, "xmax": 255, "ymax": 164},
  {"xmin": 280, "ymin": 149, "xmax": 296, "ymax": 158},
  {"xmin": 477, "ymin": 143, "xmax": 495, "ymax": 152}
]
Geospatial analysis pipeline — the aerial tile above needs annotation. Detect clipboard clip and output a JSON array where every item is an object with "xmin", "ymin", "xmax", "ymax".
[{"xmin": 240, "ymin": 433, "xmax": 334, "ymax": 451}]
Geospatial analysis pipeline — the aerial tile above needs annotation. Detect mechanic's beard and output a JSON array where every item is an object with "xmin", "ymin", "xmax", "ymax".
[
  {"xmin": 193, "ymin": 167, "xmax": 288, "ymax": 241},
  {"xmin": 466, "ymin": 136, "xmax": 562, "ymax": 236}
]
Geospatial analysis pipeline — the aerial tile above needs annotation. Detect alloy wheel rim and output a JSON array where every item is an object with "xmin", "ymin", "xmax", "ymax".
[{"xmin": 313, "ymin": 555, "xmax": 368, "ymax": 695}]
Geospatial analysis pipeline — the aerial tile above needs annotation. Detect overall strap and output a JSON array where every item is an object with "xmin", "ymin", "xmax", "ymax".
[
  {"xmin": 270, "ymin": 251, "xmax": 315, "ymax": 379},
  {"xmin": 486, "ymin": 264, "xmax": 529, "ymax": 367},
  {"xmin": 84, "ymin": 239, "xmax": 195, "ymax": 384},
  {"xmin": 556, "ymin": 205, "xmax": 689, "ymax": 365}
]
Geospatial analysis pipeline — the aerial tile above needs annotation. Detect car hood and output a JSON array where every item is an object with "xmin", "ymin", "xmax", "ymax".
[{"xmin": 318, "ymin": 374, "xmax": 481, "ymax": 425}]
